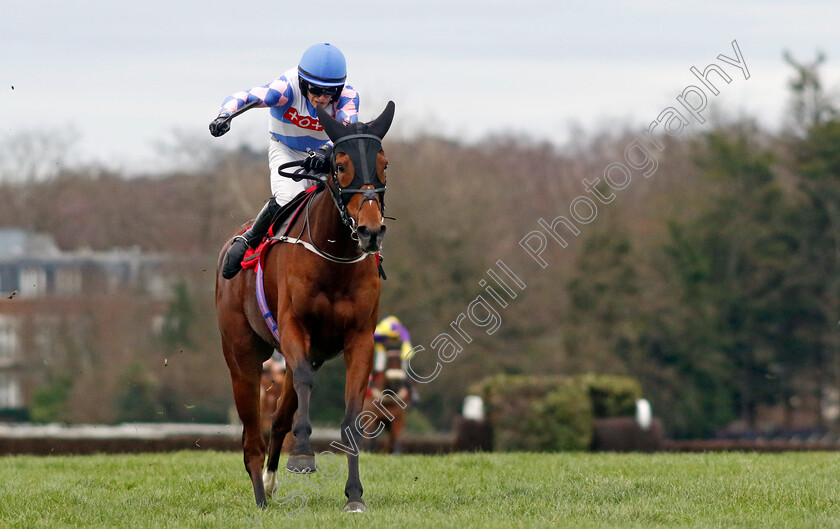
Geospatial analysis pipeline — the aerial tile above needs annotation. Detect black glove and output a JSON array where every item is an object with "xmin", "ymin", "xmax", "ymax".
[
  {"xmin": 209, "ymin": 115, "xmax": 231, "ymax": 137},
  {"xmin": 303, "ymin": 144, "xmax": 332, "ymax": 174}
]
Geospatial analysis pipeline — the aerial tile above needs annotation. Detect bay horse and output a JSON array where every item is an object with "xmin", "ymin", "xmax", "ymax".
[
  {"xmin": 215, "ymin": 101, "xmax": 395, "ymax": 512},
  {"xmin": 362, "ymin": 347, "xmax": 413, "ymax": 454},
  {"xmin": 259, "ymin": 357, "xmax": 292, "ymax": 453}
]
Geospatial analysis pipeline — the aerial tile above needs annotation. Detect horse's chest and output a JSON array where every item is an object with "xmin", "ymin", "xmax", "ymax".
[
  {"xmin": 294, "ymin": 287, "xmax": 369, "ymax": 328},
  {"xmin": 314, "ymin": 294, "xmax": 359, "ymax": 324}
]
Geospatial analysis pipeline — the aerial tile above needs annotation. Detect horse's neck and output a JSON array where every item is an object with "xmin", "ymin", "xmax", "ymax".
[{"xmin": 306, "ymin": 189, "xmax": 357, "ymax": 256}]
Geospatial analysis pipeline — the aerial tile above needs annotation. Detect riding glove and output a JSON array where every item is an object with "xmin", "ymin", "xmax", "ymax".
[
  {"xmin": 304, "ymin": 144, "xmax": 333, "ymax": 174},
  {"xmin": 209, "ymin": 115, "xmax": 232, "ymax": 137}
]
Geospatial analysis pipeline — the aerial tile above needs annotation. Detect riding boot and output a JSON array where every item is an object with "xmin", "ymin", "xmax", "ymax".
[{"xmin": 222, "ymin": 198, "xmax": 282, "ymax": 279}]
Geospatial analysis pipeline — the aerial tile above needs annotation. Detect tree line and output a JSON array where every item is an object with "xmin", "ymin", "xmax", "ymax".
[{"xmin": 1, "ymin": 55, "xmax": 837, "ymax": 437}]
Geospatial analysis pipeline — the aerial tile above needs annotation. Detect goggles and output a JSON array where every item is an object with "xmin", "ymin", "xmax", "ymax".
[{"xmin": 306, "ymin": 82, "xmax": 343, "ymax": 98}]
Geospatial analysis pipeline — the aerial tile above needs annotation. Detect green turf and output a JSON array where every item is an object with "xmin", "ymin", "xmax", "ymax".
[{"xmin": 0, "ymin": 451, "xmax": 838, "ymax": 528}]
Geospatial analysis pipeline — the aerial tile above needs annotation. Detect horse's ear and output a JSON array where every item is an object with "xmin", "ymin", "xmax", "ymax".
[
  {"xmin": 315, "ymin": 105, "xmax": 347, "ymax": 142},
  {"xmin": 368, "ymin": 101, "xmax": 395, "ymax": 140}
]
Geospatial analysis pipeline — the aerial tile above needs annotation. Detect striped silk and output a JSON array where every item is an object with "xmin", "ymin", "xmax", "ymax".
[{"xmin": 219, "ymin": 67, "xmax": 360, "ymax": 152}]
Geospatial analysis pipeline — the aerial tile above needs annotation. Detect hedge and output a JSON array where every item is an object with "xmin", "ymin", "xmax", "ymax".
[{"xmin": 470, "ymin": 373, "xmax": 643, "ymax": 451}]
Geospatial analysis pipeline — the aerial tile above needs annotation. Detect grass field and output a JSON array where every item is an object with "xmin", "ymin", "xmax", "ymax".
[{"xmin": 1, "ymin": 451, "xmax": 838, "ymax": 528}]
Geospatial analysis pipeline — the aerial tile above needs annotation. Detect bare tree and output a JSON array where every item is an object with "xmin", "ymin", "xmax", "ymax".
[
  {"xmin": 0, "ymin": 127, "xmax": 78, "ymax": 184},
  {"xmin": 783, "ymin": 51, "xmax": 838, "ymax": 136}
]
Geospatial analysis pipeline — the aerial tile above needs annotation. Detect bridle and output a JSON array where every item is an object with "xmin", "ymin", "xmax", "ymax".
[
  {"xmin": 278, "ymin": 133, "xmax": 387, "ymax": 241},
  {"xmin": 328, "ymin": 133, "xmax": 387, "ymax": 232}
]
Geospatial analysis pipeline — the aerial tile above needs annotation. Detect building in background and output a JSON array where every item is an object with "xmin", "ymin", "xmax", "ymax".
[{"xmin": 0, "ymin": 228, "xmax": 175, "ymax": 420}]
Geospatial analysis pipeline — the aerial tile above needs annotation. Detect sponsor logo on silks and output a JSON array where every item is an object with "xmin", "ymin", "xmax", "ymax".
[{"xmin": 284, "ymin": 107, "xmax": 323, "ymax": 132}]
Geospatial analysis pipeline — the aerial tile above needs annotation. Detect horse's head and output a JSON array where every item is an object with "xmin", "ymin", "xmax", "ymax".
[{"xmin": 316, "ymin": 101, "xmax": 395, "ymax": 254}]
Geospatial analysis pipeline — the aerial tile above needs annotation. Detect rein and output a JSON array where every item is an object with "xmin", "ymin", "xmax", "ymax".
[
  {"xmin": 277, "ymin": 158, "xmax": 358, "ymax": 231},
  {"xmin": 275, "ymin": 159, "xmax": 373, "ymax": 263},
  {"xmin": 269, "ymin": 191, "xmax": 370, "ymax": 264}
]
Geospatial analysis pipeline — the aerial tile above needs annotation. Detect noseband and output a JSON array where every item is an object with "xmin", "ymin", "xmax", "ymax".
[{"xmin": 328, "ymin": 133, "xmax": 387, "ymax": 230}]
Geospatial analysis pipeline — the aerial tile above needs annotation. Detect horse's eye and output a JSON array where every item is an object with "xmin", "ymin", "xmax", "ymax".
[{"xmin": 336, "ymin": 164, "xmax": 345, "ymax": 173}]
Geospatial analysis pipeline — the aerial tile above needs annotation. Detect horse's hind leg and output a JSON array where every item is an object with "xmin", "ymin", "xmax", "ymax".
[
  {"xmin": 264, "ymin": 368, "xmax": 298, "ymax": 494},
  {"xmin": 225, "ymin": 339, "xmax": 271, "ymax": 508}
]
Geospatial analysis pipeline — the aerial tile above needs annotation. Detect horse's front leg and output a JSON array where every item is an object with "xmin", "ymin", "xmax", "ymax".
[
  {"xmin": 340, "ymin": 335, "xmax": 375, "ymax": 512},
  {"xmin": 280, "ymin": 321, "xmax": 316, "ymax": 474}
]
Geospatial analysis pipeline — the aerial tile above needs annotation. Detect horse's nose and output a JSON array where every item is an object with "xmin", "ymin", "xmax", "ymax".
[{"xmin": 356, "ymin": 224, "xmax": 386, "ymax": 253}]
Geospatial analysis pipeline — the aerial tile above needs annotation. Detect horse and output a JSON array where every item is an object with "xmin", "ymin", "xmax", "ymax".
[
  {"xmin": 362, "ymin": 347, "xmax": 413, "ymax": 454},
  {"xmin": 215, "ymin": 101, "xmax": 395, "ymax": 512},
  {"xmin": 259, "ymin": 357, "xmax": 293, "ymax": 452}
]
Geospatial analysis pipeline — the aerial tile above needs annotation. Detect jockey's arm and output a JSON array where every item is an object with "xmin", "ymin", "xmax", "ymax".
[
  {"xmin": 334, "ymin": 85, "xmax": 360, "ymax": 124},
  {"xmin": 209, "ymin": 78, "xmax": 293, "ymax": 137}
]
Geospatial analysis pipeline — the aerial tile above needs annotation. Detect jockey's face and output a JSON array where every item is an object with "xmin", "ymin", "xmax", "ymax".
[{"xmin": 307, "ymin": 91, "xmax": 332, "ymax": 107}]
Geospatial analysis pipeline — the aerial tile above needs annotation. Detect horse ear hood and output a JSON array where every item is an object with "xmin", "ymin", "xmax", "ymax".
[
  {"xmin": 368, "ymin": 101, "xmax": 395, "ymax": 139},
  {"xmin": 316, "ymin": 101, "xmax": 395, "ymax": 142},
  {"xmin": 315, "ymin": 105, "xmax": 348, "ymax": 143}
]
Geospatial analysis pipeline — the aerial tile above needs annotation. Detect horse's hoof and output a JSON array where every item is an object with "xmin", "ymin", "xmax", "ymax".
[
  {"xmin": 343, "ymin": 500, "xmax": 367, "ymax": 513},
  {"xmin": 286, "ymin": 454, "xmax": 317, "ymax": 474}
]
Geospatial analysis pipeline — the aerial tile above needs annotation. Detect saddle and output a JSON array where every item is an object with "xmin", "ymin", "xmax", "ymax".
[{"xmin": 241, "ymin": 185, "xmax": 320, "ymax": 271}]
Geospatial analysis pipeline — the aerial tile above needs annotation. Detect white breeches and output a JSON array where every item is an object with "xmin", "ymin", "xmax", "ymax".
[{"xmin": 268, "ymin": 140, "xmax": 319, "ymax": 207}]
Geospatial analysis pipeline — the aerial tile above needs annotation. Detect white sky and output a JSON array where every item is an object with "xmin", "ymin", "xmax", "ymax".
[{"xmin": 2, "ymin": 0, "xmax": 840, "ymax": 175}]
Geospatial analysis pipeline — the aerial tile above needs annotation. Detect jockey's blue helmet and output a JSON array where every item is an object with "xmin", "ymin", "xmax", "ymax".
[{"xmin": 298, "ymin": 43, "xmax": 347, "ymax": 87}]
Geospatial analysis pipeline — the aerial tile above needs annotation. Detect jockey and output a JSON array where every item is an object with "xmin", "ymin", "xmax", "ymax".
[
  {"xmin": 374, "ymin": 315, "xmax": 413, "ymax": 362},
  {"xmin": 209, "ymin": 43, "xmax": 360, "ymax": 279},
  {"xmin": 371, "ymin": 316, "xmax": 418, "ymax": 404}
]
